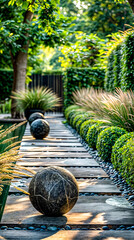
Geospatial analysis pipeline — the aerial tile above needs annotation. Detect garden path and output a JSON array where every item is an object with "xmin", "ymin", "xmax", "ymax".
[{"xmin": 0, "ymin": 113, "xmax": 134, "ymax": 239}]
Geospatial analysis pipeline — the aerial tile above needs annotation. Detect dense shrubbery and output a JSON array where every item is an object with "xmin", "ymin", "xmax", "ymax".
[
  {"xmin": 0, "ymin": 69, "xmax": 13, "ymax": 101},
  {"xmin": 86, "ymin": 122, "xmax": 108, "ymax": 149},
  {"xmin": 80, "ymin": 120, "xmax": 98, "ymax": 141},
  {"xmin": 120, "ymin": 140, "xmax": 134, "ymax": 187},
  {"xmin": 64, "ymin": 68, "xmax": 105, "ymax": 108},
  {"xmin": 111, "ymin": 132, "xmax": 134, "ymax": 170},
  {"xmin": 96, "ymin": 127, "xmax": 127, "ymax": 162},
  {"xmin": 105, "ymin": 31, "xmax": 134, "ymax": 91},
  {"xmin": 64, "ymin": 104, "xmax": 133, "ymax": 188}
]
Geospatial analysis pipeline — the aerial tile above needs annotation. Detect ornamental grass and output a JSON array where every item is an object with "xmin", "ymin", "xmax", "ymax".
[
  {"xmin": 0, "ymin": 122, "xmax": 35, "ymax": 195},
  {"xmin": 12, "ymin": 87, "xmax": 60, "ymax": 112},
  {"xmin": 73, "ymin": 88, "xmax": 134, "ymax": 132}
]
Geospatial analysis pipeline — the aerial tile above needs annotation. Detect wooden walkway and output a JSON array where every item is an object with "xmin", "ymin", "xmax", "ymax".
[{"xmin": 0, "ymin": 114, "xmax": 134, "ymax": 239}]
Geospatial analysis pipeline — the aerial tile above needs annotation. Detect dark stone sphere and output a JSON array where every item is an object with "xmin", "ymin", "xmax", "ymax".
[
  {"xmin": 30, "ymin": 119, "xmax": 50, "ymax": 139},
  {"xmin": 28, "ymin": 112, "xmax": 45, "ymax": 125},
  {"xmin": 28, "ymin": 166, "xmax": 79, "ymax": 216}
]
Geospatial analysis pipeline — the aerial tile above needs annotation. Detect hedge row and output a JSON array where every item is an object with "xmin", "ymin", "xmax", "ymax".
[
  {"xmin": 0, "ymin": 69, "xmax": 13, "ymax": 101},
  {"xmin": 65, "ymin": 105, "xmax": 134, "ymax": 188},
  {"xmin": 105, "ymin": 31, "xmax": 134, "ymax": 91},
  {"xmin": 64, "ymin": 68, "xmax": 105, "ymax": 108}
]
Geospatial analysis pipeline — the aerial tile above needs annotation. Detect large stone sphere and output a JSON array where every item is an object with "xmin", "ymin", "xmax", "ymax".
[
  {"xmin": 28, "ymin": 166, "xmax": 79, "ymax": 216},
  {"xmin": 30, "ymin": 119, "xmax": 50, "ymax": 139},
  {"xmin": 28, "ymin": 112, "xmax": 45, "ymax": 125}
]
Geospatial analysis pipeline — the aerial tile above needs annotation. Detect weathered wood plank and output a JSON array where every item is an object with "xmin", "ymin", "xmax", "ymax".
[
  {"xmin": 22, "ymin": 136, "xmax": 78, "ymax": 140},
  {"xmin": 10, "ymin": 179, "xmax": 121, "ymax": 194},
  {"xmin": 0, "ymin": 230, "xmax": 134, "ymax": 240},
  {"xmin": 2, "ymin": 196, "xmax": 134, "ymax": 226},
  {"xmin": 18, "ymin": 158, "xmax": 99, "ymax": 167},
  {"xmin": 20, "ymin": 142, "xmax": 82, "ymax": 147},
  {"xmin": 21, "ymin": 139, "xmax": 80, "ymax": 143},
  {"xmin": 19, "ymin": 152, "xmax": 91, "ymax": 158},
  {"xmin": 19, "ymin": 146, "xmax": 87, "ymax": 152},
  {"xmin": 19, "ymin": 167, "xmax": 108, "ymax": 178}
]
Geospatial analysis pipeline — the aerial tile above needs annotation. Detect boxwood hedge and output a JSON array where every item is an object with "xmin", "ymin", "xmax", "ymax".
[
  {"xmin": 111, "ymin": 132, "xmax": 134, "ymax": 170},
  {"xmin": 96, "ymin": 126, "xmax": 127, "ymax": 162}
]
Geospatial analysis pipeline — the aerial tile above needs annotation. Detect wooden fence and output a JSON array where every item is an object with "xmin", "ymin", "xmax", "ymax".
[{"xmin": 29, "ymin": 73, "xmax": 63, "ymax": 112}]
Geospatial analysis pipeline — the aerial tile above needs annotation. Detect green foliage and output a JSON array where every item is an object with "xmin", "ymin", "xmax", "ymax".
[
  {"xmin": 84, "ymin": 0, "xmax": 134, "ymax": 38},
  {"xmin": 0, "ymin": 99, "xmax": 11, "ymax": 114},
  {"xmin": 72, "ymin": 114, "xmax": 86, "ymax": 129},
  {"xmin": 75, "ymin": 115, "xmax": 91, "ymax": 133},
  {"xmin": 64, "ymin": 68, "xmax": 105, "ymax": 108},
  {"xmin": 113, "ymin": 44, "xmax": 121, "ymax": 88},
  {"xmin": 86, "ymin": 122, "xmax": 108, "ymax": 149},
  {"xmin": 64, "ymin": 105, "xmax": 80, "ymax": 121},
  {"xmin": 120, "ymin": 139, "xmax": 134, "ymax": 188},
  {"xmin": 59, "ymin": 33, "xmax": 105, "ymax": 69},
  {"xmin": 80, "ymin": 119, "xmax": 98, "ymax": 141},
  {"xmin": 104, "ymin": 51, "xmax": 114, "ymax": 91},
  {"xmin": 96, "ymin": 126, "xmax": 127, "ymax": 161},
  {"xmin": 104, "ymin": 31, "xmax": 134, "ymax": 92},
  {"xmin": 111, "ymin": 132, "xmax": 134, "ymax": 170},
  {"xmin": 120, "ymin": 32, "xmax": 134, "ymax": 91},
  {"xmin": 0, "ymin": 69, "xmax": 13, "ymax": 101},
  {"xmin": 12, "ymin": 87, "xmax": 60, "ymax": 112},
  {"xmin": 69, "ymin": 110, "xmax": 86, "ymax": 127}
]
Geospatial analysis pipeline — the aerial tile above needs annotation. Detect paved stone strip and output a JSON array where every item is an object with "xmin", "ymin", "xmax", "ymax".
[{"xmin": 1, "ymin": 114, "xmax": 134, "ymax": 239}]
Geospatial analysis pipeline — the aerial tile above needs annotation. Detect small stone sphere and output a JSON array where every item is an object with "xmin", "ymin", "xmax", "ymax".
[
  {"xmin": 28, "ymin": 166, "xmax": 79, "ymax": 216},
  {"xmin": 28, "ymin": 112, "xmax": 45, "ymax": 125},
  {"xmin": 30, "ymin": 119, "xmax": 50, "ymax": 139}
]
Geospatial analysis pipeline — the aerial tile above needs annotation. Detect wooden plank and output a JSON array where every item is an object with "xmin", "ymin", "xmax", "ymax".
[
  {"xmin": 19, "ymin": 146, "xmax": 87, "ymax": 152},
  {"xmin": 22, "ymin": 136, "xmax": 78, "ymax": 140},
  {"xmin": 20, "ymin": 142, "xmax": 82, "ymax": 147},
  {"xmin": 2, "ymin": 196, "xmax": 134, "ymax": 226},
  {"xmin": 10, "ymin": 179, "xmax": 121, "ymax": 194},
  {"xmin": 19, "ymin": 152, "xmax": 91, "ymax": 158},
  {"xmin": 19, "ymin": 167, "xmax": 108, "ymax": 178},
  {"xmin": 18, "ymin": 158, "xmax": 99, "ymax": 167},
  {"xmin": 0, "ymin": 230, "xmax": 134, "ymax": 240},
  {"xmin": 21, "ymin": 139, "xmax": 80, "ymax": 143}
]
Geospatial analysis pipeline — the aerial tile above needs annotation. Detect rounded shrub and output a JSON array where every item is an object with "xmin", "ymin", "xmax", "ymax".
[
  {"xmin": 69, "ymin": 110, "xmax": 86, "ymax": 127},
  {"xmin": 96, "ymin": 127, "xmax": 127, "ymax": 162},
  {"xmin": 111, "ymin": 132, "xmax": 134, "ymax": 170},
  {"xmin": 120, "ymin": 139, "xmax": 134, "ymax": 188},
  {"xmin": 86, "ymin": 122, "xmax": 108, "ymax": 149},
  {"xmin": 80, "ymin": 119, "xmax": 98, "ymax": 141},
  {"xmin": 75, "ymin": 115, "xmax": 91, "ymax": 134},
  {"xmin": 64, "ymin": 105, "xmax": 79, "ymax": 121}
]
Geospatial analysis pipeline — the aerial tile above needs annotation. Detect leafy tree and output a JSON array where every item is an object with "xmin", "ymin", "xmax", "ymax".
[
  {"xmin": 59, "ymin": 33, "xmax": 106, "ymax": 69},
  {"xmin": 0, "ymin": 0, "xmax": 70, "ymax": 118}
]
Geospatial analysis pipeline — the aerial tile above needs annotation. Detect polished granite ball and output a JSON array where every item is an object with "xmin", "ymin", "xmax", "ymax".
[
  {"xmin": 28, "ymin": 166, "xmax": 79, "ymax": 216},
  {"xmin": 28, "ymin": 112, "xmax": 45, "ymax": 125},
  {"xmin": 30, "ymin": 119, "xmax": 50, "ymax": 139}
]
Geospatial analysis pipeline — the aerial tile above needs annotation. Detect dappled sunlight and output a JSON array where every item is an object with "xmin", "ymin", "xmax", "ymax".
[
  {"xmin": 78, "ymin": 179, "xmax": 98, "ymax": 189},
  {"xmin": 90, "ymin": 213, "xmax": 107, "ymax": 224}
]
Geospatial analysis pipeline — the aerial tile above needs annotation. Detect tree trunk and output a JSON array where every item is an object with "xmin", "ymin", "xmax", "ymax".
[
  {"xmin": 11, "ymin": 47, "xmax": 28, "ymax": 119},
  {"xmin": 11, "ymin": 3, "xmax": 34, "ymax": 119},
  {"xmin": 128, "ymin": 0, "xmax": 134, "ymax": 13}
]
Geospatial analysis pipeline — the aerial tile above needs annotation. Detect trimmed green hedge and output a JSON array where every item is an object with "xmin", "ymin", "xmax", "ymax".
[
  {"xmin": 86, "ymin": 122, "xmax": 108, "ymax": 149},
  {"xmin": 96, "ymin": 126, "xmax": 127, "ymax": 161},
  {"xmin": 121, "ymin": 139, "xmax": 134, "ymax": 187},
  {"xmin": 80, "ymin": 119, "xmax": 98, "ymax": 141},
  {"xmin": 64, "ymin": 68, "xmax": 105, "ymax": 108},
  {"xmin": 105, "ymin": 31, "xmax": 134, "ymax": 91},
  {"xmin": 111, "ymin": 132, "xmax": 134, "ymax": 170},
  {"xmin": 0, "ymin": 69, "xmax": 13, "ymax": 101},
  {"xmin": 120, "ymin": 32, "xmax": 134, "ymax": 91}
]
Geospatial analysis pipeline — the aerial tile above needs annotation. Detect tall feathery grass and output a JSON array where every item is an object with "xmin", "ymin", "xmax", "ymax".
[
  {"xmin": 0, "ymin": 122, "xmax": 35, "ymax": 195},
  {"xmin": 73, "ymin": 88, "xmax": 134, "ymax": 132},
  {"xmin": 12, "ymin": 87, "xmax": 61, "ymax": 112}
]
